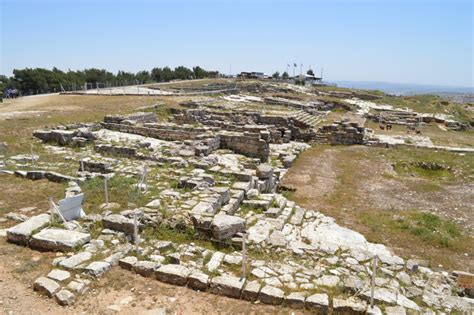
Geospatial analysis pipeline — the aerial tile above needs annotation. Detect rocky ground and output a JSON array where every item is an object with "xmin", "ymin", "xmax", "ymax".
[{"xmin": 0, "ymin": 80, "xmax": 473, "ymax": 314}]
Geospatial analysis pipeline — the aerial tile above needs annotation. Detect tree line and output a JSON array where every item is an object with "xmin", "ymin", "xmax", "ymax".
[{"xmin": 0, "ymin": 66, "xmax": 216, "ymax": 96}]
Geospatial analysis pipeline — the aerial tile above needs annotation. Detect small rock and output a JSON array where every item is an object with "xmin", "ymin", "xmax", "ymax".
[
  {"xmin": 119, "ymin": 256, "xmax": 138, "ymax": 270},
  {"xmin": 34, "ymin": 277, "xmax": 60, "ymax": 297},
  {"xmin": 285, "ymin": 292, "xmax": 306, "ymax": 308},
  {"xmin": 145, "ymin": 199, "xmax": 161, "ymax": 209},
  {"xmin": 67, "ymin": 281, "xmax": 86, "ymax": 294},
  {"xmin": 259, "ymin": 285, "xmax": 284, "ymax": 305},
  {"xmin": 133, "ymin": 261, "xmax": 160, "ymax": 277},
  {"xmin": 242, "ymin": 280, "xmax": 261, "ymax": 302},
  {"xmin": 47, "ymin": 269, "xmax": 71, "ymax": 282},
  {"xmin": 187, "ymin": 272, "xmax": 209, "ymax": 291},
  {"xmin": 55, "ymin": 289, "xmax": 75, "ymax": 306},
  {"xmin": 83, "ymin": 261, "xmax": 111, "ymax": 278},
  {"xmin": 305, "ymin": 293, "xmax": 329, "ymax": 312}
]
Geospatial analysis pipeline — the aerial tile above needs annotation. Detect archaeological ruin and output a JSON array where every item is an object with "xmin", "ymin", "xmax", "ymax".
[{"xmin": 1, "ymin": 80, "xmax": 473, "ymax": 314}]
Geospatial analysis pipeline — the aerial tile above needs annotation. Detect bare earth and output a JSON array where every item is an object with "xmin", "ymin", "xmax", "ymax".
[
  {"xmin": 0, "ymin": 243, "xmax": 292, "ymax": 315},
  {"xmin": 281, "ymin": 145, "xmax": 474, "ymax": 271}
]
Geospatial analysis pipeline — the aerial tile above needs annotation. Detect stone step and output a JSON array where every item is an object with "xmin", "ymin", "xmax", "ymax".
[
  {"xmin": 7, "ymin": 213, "xmax": 50, "ymax": 245},
  {"xmin": 30, "ymin": 228, "xmax": 91, "ymax": 252}
]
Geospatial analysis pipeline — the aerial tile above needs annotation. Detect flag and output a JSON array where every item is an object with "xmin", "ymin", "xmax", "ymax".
[{"xmin": 293, "ymin": 63, "xmax": 297, "ymax": 67}]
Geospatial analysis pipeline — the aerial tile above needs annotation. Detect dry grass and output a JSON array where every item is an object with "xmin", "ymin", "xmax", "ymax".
[
  {"xmin": 282, "ymin": 145, "xmax": 474, "ymax": 271},
  {"xmin": 365, "ymin": 120, "xmax": 474, "ymax": 147},
  {"xmin": 0, "ymin": 175, "xmax": 66, "ymax": 220}
]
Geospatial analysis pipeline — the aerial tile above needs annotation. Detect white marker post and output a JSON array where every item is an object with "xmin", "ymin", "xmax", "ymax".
[
  {"xmin": 104, "ymin": 177, "xmax": 109, "ymax": 206},
  {"xmin": 30, "ymin": 144, "xmax": 35, "ymax": 170},
  {"xmin": 142, "ymin": 165, "xmax": 148, "ymax": 193},
  {"xmin": 241, "ymin": 232, "xmax": 247, "ymax": 280},
  {"xmin": 80, "ymin": 158, "xmax": 84, "ymax": 172},
  {"xmin": 137, "ymin": 165, "xmax": 148, "ymax": 195},
  {"xmin": 133, "ymin": 213, "xmax": 139, "ymax": 254},
  {"xmin": 370, "ymin": 255, "xmax": 377, "ymax": 309}
]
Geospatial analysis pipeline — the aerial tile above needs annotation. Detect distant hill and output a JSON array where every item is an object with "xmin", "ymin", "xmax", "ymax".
[{"xmin": 330, "ymin": 80, "xmax": 474, "ymax": 96}]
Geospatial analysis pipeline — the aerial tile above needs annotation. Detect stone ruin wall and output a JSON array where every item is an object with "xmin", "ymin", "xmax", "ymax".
[
  {"xmin": 174, "ymin": 108, "xmax": 314, "ymax": 144},
  {"xmin": 318, "ymin": 120, "xmax": 367, "ymax": 145},
  {"xmin": 101, "ymin": 122, "xmax": 210, "ymax": 142},
  {"xmin": 103, "ymin": 112, "xmax": 157, "ymax": 124},
  {"xmin": 100, "ymin": 118, "xmax": 271, "ymax": 161},
  {"xmin": 94, "ymin": 144, "xmax": 138, "ymax": 159},
  {"xmin": 219, "ymin": 132, "xmax": 269, "ymax": 162}
]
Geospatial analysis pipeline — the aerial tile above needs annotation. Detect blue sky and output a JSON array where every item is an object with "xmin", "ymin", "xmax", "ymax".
[{"xmin": 1, "ymin": 0, "xmax": 472, "ymax": 87}]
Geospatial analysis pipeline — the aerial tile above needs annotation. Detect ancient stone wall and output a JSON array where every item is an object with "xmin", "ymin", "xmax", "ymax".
[
  {"xmin": 318, "ymin": 120, "xmax": 367, "ymax": 145},
  {"xmin": 218, "ymin": 132, "xmax": 269, "ymax": 161},
  {"xmin": 103, "ymin": 112, "xmax": 157, "ymax": 124},
  {"xmin": 101, "ymin": 122, "xmax": 214, "ymax": 142},
  {"xmin": 94, "ymin": 144, "xmax": 138, "ymax": 158}
]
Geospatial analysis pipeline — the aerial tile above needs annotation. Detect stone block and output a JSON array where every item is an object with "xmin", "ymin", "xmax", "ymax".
[
  {"xmin": 55, "ymin": 289, "xmax": 76, "ymax": 306},
  {"xmin": 133, "ymin": 261, "xmax": 160, "ymax": 277},
  {"xmin": 187, "ymin": 271, "xmax": 209, "ymax": 291},
  {"xmin": 119, "ymin": 256, "xmax": 138, "ymax": 270},
  {"xmin": 285, "ymin": 292, "xmax": 306, "ymax": 308},
  {"xmin": 210, "ymin": 214, "xmax": 246, "ymax": 240},
  {"xmin": 7, "ymin": 213, "xmax": 50, "ymax": 245},
  {"xmin": 232, "ymin": 181, "xmax": 252, "ymax": 193},
  {"xmin": 256, "ymin": 164, "xmax": 273, "ymax": 179},
  {"xmin": 59, "ymin": 251, "xmax": 93, "ymax": 270},
  {"xmin": 332, "ymin": 297, "xmax": 367, "ymax": 314},
  {"xmin": 242, "ymin": 280, "xmax": 261, "ymax": 302},
  {"xmin": 259, "ymin": 285, "xmax": 284, "ymax": 305},
  {"xmin": 47, "ymin": 269, "xmax": 71, "ymax": 282},
  {"xmin": 102, "ymin": 214, "xmax": 136, "ymax": 235},
  {"xmin": 30, "ymin": 228, "xmax": 90, "ymax": 252},
  {"xmin": 209, "ymin": 275, "xmax": 245, "ymax": 299},
  {"xmin": 67, "ymin": 281, "xmax": 87, "ymax": 294},
  {"xmin": 155, "ymin": 264, "xmax": 190, "ymax": 286},
  {"xmin": 34, "ymin": 276, "xmax": 60, "ymax": 297},
  {"xmin": 306, "ymin": 293, "xmax": 329, "ymax": 313},
  {"xmin": 242, "ymin": 199, "xmax": 270, "ymax": 211},
  {"xmin": 83, "ymin": 261, "xmax": 111, "ymax": 278}
]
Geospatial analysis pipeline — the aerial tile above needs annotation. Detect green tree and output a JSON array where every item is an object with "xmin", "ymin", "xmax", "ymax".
[
  {"xmin": 193, "ymin": 66, "xmax": 208, "ymax": 79},
  {"xmin": 272, "ymin": 71, "xmax": 280, "ymax": 79},
  {"xmin": 282, "ymin": 71, "xmax": 289, "ymax": 80},
  {"xmin": 161, "ymin": 67, "xmax": 174, "ymax": 81},
  {"xmin": 135, "ymin": 70, "xmax": 151, "ymax": 84},
  {"xmin": 151, "ymin": 67, "xmax": 163, "ymax": 82},
  {"xmin": 173, "ymin": 66, "xmax": 193, "ymax": 80}
]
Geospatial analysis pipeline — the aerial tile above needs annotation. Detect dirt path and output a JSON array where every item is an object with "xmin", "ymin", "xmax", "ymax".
[{"xmin": 280, "ymin": 146, "xmax": 338, "ymax": 204}]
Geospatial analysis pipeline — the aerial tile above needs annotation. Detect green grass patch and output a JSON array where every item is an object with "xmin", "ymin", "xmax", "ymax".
[
  {"xmin": 81, "ymin": 175, "xmax": 148, "ymax": 213},
  {"xmin": 393, "ymin": 161, "xmax": 454, "ymax": 181},
  {"xmin": 360, "ymin": 210, "xmax": 463, "ymax": 248}
]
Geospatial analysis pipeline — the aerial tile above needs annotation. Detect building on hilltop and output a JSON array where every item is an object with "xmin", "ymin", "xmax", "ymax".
[
  {"xmin": 293, "ymin": 73, "xmax": 323, "ymax": 84},
  {"xmin": 238, "ymin": 71, "xmax": 268, "ymax": 79}
]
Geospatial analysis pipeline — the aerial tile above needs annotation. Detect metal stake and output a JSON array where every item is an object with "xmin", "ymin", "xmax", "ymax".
[
  {"xmin": 104, "ymin": 177, "xmax": 109, "ymax": 206},
  {"xmin": 134, "ymin": 213, "xmax": 139, "ymax": 254},
  {"xmin": 370, "ymin": 255, "xmax": 377, "ymax": 308},
  {"xmin": 241, "ymin": 232, "xmax": 247, "ymax": 280},
  {"xmin": 137, "ymin": 165, "xmax": 148, "ymax": 194},
  {"xmin": 30, "ymin": 144, "xmax": 35, "ymax": 170}
]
